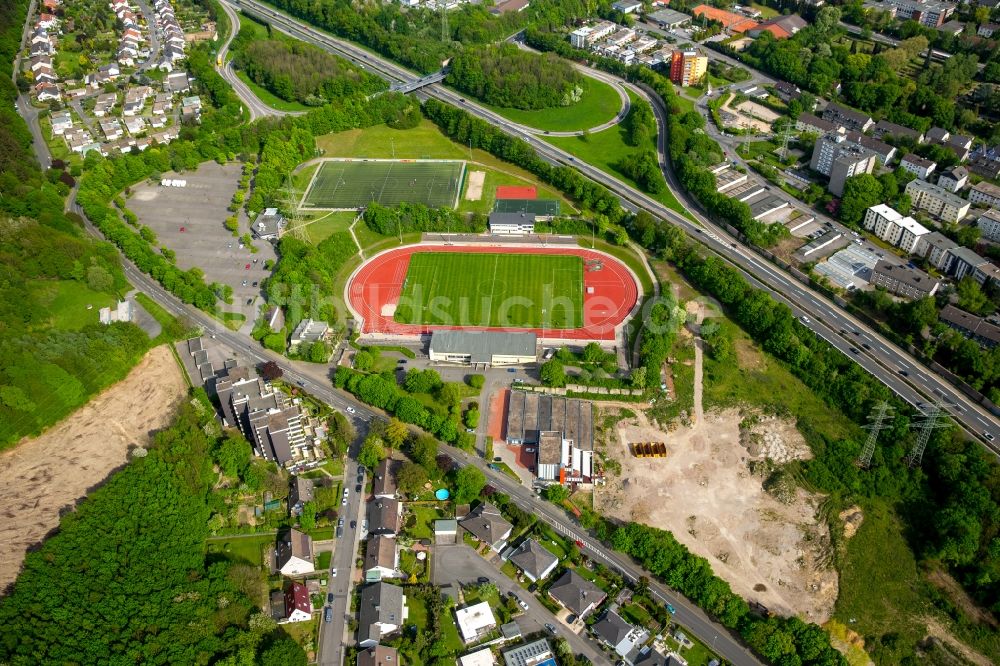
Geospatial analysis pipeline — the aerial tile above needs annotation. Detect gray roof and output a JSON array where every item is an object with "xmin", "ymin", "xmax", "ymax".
[
  {"xmin": 276, "ymin": 528, "xmax": 313, "ymax": 569},
  {"xmin": 509, "ymin": 539, "xmax": 559, "ymax": 580},
  {"xmin": 548, "ymin": 569, "xmax": 606, "ymax": 616},
  {"xmin": 593, "ymin": 610, "xmax": 634, "ymax": 647},
  {"xmin": 796, "ymin": 113, "xmax": 838, "ymax": 133},
  {"xmin": 646, "ymin": 8, "xmax": 691, "ymax": 25},
  {"xmin": 290, "ymin": 477, "xmax": 314, "ymax": 506},
  {"xmin": 500, "ymin": 621, "xmax": 522, "ymax": 639},
  {"xmin": 493, "ymin": 198, "xmax": 560, "ymax": 216},
  {"xmin": 502, "ymin": 639, "xmax": 553, "ymax": 666},
  {"xmin": 902, "ymin": 153, "xmax": 935, "ymax": 169},
  {"xmin": 949, "ymin": 246, "xmax": 987, "ymax": 268},
  {"xmin": 939, "ymin": 305, "xmax": 1000, "ymax": 345},
  {"xmin": 434, "ymin": 518, "xmax": 458, "ymax": 533},
  {"xmin": 367, "ymin": 498, "xmax": 402, "ymax": 535},
  {"xmin": 460, "ymin": 502, "xmax": 513, "ymax": 546},
  {"xmin": 490, "ymin": 211, "xmax": 538, "ymax": 226},
  {"xmin": 429, "ymin": 331, "xmax": 536, "ymax": 364},
  {"xmin": 358, "ymin": 582, "xmax": 406, "ymax": 645},
  {"xmin": 364, "ymin": 535, "xmax": 397, "ymax": 571},
  {"xmin": 372, "ymin": 458, "xmax": 398, "ymax": 497},
  {"xmin": 357, "ymin": 645, "xmax": 399, "ymax": 666},
  {"xmin": 922, "ymin": 231, "xmax": 957, "ymax": 252},
  {"xmin": 940, "ymin": 165, "xmax": 968, "ymax": 180},
  {"xmin": 872, "ymin": 260, "xmax": 938, "ymax": 292},
  {"xmin": 874, "ymin": 119, "xmax": 920, "ymax": 140}
]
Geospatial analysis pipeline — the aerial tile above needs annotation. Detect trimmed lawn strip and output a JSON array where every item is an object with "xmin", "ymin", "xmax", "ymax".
[{"xmin": 304, "ymin": 211, "xmax": 357, "ymax": 244}]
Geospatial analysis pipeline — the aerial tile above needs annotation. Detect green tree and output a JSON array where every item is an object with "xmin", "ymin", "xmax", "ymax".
[
  {"xmin": 308, "ymin": 341, "xmax": 328, "ymax": 362},
  {"xmin": 85, "ymin": 264, "xmax": 114, "ymax": 292},
  {"xmin": 544, "ymin": 484, "xmax": 570, "ymax": 503},
  {"xmin": 397, "ymin": 461, "xmax": 429, "ymax": 496},
  {"xmin": 358, "ymin": 437, "xmax": 386, "ymax": 470},
  {"xmin": 437, "ymin": 382, "xmax": 462, "ymax": 407},
  {"xmin": 540, "ymin": 359, "xmax": 566, "ymax": 387},
  {"xmin": 409, "ymin": 434, "xmax": 439, "ymax": 471},
  {"xmin": 453, "ymin": 466, "xmax": 486, "ymax": 504},
  {"xmin": 299, "ymin": 501, "xmax": 317, "ymax": 531},
  {"xmin": 839, "ymin": 174, "xmax": 883, "ymax": 226},
  {"xmin": 467, "ymin": 374, "xmax": 485, "ymax": 390},
  {"xmin": 386, "ymin": 418, "xmax": 409, "ymax": 449},
  {"xmin": 214, "ymin": 433, "xmax": 252, "ymax": 479},
  {"xmin": 464, "ymin": 408, "xmax": 480, "ymax": 429},
  {"xmin": 354, "ymin": 350, "xmax": 374, "ymax": 371},
  {"xmin": 260, "ymin": 638, "xmax": 307, "ymax": 666}
]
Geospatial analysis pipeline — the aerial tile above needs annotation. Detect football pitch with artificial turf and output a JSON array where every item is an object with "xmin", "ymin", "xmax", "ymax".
[
  {"xmin": 301, "ymin": 159, "xmax": 465, "ymax": 209},
  {"xmin": 393, "ymin": 252, "xmax": 584, "ymax": 329}
]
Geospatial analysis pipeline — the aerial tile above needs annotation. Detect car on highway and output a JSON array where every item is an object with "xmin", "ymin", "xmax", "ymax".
[
  {"xmin": 862, "ymin": 343, "xmax": 871, "ymax": 350},
  {"xmin": 346, "ymin": 406, "xmax": 356, "ymax": 414},
  {"xmin": 898, "ymin": 369, "xmax": 908, "ymax": 376},
  {"xmin": 985, "ymin": 432, "xmax": 995, "ymax": 442},
  {"xmin": 297, "ymin": 380, "xmax": 305, "ymax": 387},
  {"xmin": 850, "ymin": 347, "xmax": 859, "ymax": 354},
  {"xmin": 324, "ymin": 607, "xmax": 333, "ymax": 623},
  {"xmin": 666, "ymin": 603, "xmax": 676, "ymax": 614}
]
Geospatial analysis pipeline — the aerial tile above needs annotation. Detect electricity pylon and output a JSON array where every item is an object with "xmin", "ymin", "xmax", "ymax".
[{"xmin": 857, "ymin": 401, "xmax": 893, "ymax": 469}]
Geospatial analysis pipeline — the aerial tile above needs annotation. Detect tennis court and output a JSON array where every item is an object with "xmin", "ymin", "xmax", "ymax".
[
  {"xmin": 301, "ymin": 159, "xmax": 465, "ymax": 210},
  {"xmin": 393, "ymin": 252, "xmax": 584, "ymax": 329}
]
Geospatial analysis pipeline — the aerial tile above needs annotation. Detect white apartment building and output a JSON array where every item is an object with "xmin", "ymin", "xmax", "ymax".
[
  {"xmin": 863, "ymin": 204, "xmax": 930, "ymax": 254},
  {"xmin": 977, "ymin": 209, "xmax": 1000, "ymax": 243},
  {"xmin": 969, "ymin": 181, "xmax": 1000, "ymax": 209},
  {"xmin": 905, "ymin": 178, "xmax": 970, "ymax": 223}
]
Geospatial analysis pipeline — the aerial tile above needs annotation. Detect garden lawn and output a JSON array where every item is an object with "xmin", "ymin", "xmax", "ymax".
[
  {"xmin": 304, "ymin": 211, "xmax": 357, "ymax": 245},
  {"xmin": 478, "ymin": 75, "xmax": 623, "ymax": 132},
  {"xmin": 406, "ymin": 504, "xmax": 447, "ymax": 540},
  {"xmin": 206, "ymin": 534, "xmax": 274, "ymax": 565},
  {"xmin": 27, "ymin": 280, "xmax": 117, "ymax": 330}
]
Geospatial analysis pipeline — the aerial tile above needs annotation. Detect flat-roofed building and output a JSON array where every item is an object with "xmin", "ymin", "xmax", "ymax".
[
  {"xmin": 810, "ymin": 129, "xmax": 877, "ymax": 196},
  {"xmin": 669, "ymin": 50, "xmax": 707, "ymax": 87},
  {"xmin": 429, "ymin": 331, "xmax": 536, "ymax": 366}
]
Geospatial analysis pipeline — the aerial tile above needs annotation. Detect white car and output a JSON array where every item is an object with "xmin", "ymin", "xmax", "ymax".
[
  {"xmin": 331, "ymin": 568, "xmax": 338, "ymax": 577},
  {"xmin": 346, "ymin": 406, "xmax": 356, "ymax": 414}
]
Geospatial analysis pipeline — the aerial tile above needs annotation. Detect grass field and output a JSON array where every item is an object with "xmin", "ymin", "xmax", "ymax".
[
  {"xmin": 313, "ymin": 120, "xmax": 574, "ymax": 216},
  {"xmin": 27, "ymin": 280, "xmax": 116, "ymax": 330},
  {"xmin": 302, "ymin": 159, "xmax": 465, "ymax": 209},
  {"xmin": 479, "ymin": 75, "xmax": 623, "ymax": 132},
  {"xmin": 394, "ymin": 252, "xmax": 584, "ymax": 329},
  {"xmin": 545, "ymin": 92, "xmax": 692, "ymax": 220}
]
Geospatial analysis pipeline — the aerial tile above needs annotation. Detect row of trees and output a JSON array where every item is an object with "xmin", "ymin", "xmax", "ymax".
[
  {"xmin": 447, "ymin": 44, "xmax": 583, "ymax": 110},
  {"xmin": 0, "ymin": 399, "xmax": 306, "ymax": 665},
  {"xmin": 363, "ymin": 202, "xmax": 485, "ymax": 236}
]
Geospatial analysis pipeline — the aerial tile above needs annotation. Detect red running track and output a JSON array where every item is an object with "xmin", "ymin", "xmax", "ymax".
[{"xmin": 348, "ymin": 245, "xmax": 639, "ymax": 341}]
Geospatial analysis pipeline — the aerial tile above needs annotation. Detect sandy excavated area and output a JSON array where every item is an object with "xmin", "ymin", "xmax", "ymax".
[
  {"xmin": 0, "ymin": 346, "xmax": 187, "ymax": 590},
  {"xmin": 600, "ymin": 407, "xmax": 838, "ymax": 622}
]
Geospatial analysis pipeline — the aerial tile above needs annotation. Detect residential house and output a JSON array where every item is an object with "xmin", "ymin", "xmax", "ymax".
[
  {"xmin": 747, "ymin": 14, "xmax": 808, "ymax": 39},
  {"xmin": 507, "ymin": 539, "xmax": 559, "ymax": 582},
  {"xmin": 367, "ymin": 498, "xmax": 402, "ymax": 536},
  {"xmin": 253, "ymin": 207, "xmax": 286, "ymax": 240},
  {"xmin": 936, "ymin": 165, "xmax": 968, "ymax": 193},
  {"xmin": 366, "ymin": 458, "xmax": 399, "ymax": 500},
  {"xmin": 593, "ymin": 610, "xmax": 647, "ymax": 657},
  {"xmin": 774, "ymin": 81, "xmax": 802, "ymax": 102},
  {"xmin": 289, "ymin": 476, "xmax": 314, "ymax": 514},
  {"xmin": 358, "ymin": 645, "xmax": 399, "ymax": 666},
  {"xmin": 33, "ymin": 65, "xmax": 56, "ymax": 84},
  {"xmin": 281, "ymin": 581, "xmax": 312, "ymax": 623},
  {"xmin": 969, "ymin": 181, "xmax": 1000, "ymax": 209},
  {"xmin": 869, "ymin": 260, "xmax": 939, "ymax": 299},
  {"xmin": 949, "ymin": 247, "xmax": 989, "ymax": 281},
  {"xmin": 364, "ymin": 536, "xmax": 400, "ymax": 580},
  {"xmin": 974, "ymin": 262, "xmax": 1000, "ymax": 289},
  {"xmin": 905, "ymin": 178, "xmax": 970, "ymax": 223},
  {"xmin": 459, "ymin": 648, "xmax": 496, "ymax": 666},
  {"xmin": 937, "ymin": 19, "xmax": 964, "ymax": 36},
  {"xmin": 34, "ymin": 83, "xmax": 60, "ymax": 102},
  {"xmin": 50, "ymin": 111, "xmax": 73, "ymax": 135},
  {"xmin": 502, "ymin": 639, "xmax": 554, "ymax": 666},
  {"xmin": 276, "ymin": 528, "xmax": 315, "ymax": 575},
  {"xmin": 455, "ymin": 601, "xmax": 498, "ymax": 643},
  {"xmin": 822, "ymin": 102, "xmax": 874, "ymax": 133},
  {"xmin": 921, "ymin": 231, "xmax": 959, "ymax": 271},
  {"xmin": 460, "ymin": 502, "xmax": 513, "ymax": 551},
  {"xmin": 977, "ymin": 208, "xmax": 1000, "ymax": 242},
  {"xmin": 925, "ymin": 126, "xmax": 950, "ymax": 144},
  {"xmin": 100, "ymin": 119, "xmax": 124, "ymax": 141},
  {"xmin": 794, "ymin": 112, "xmax": 838, "ymax": 135},
  {"xmin": 978, "ymin": 23, "xmax": 1000, "ymax": 37},
  {"xmin": 900, "ymin": 153, "xmax": 936, "ymax": 180},
  {"xmin": 938, "ymin": 305, "xmax": 1000, "ymax": 348},
  {"xmin": 969, "ymin": 144, "xmax": 1000, "ymax": 179},
  {"xmin": 166, "ymin": 71, "xmax": 190, "ymax": 93},
  {"xmin": 873, "ymin": 119, "xmax": 923, "ymax": 143},
  {"xmin": 358, "ymin": 582, "xmax": 408, "ymax": 647},
  {"xmin": 548, "ymin": 570, "xmax": 607, "ymax": 618},
  {"xmin": 846, "ymin": 130, "xmax": 897, "ymax": 165},
  {"xmin": 93, "ymin": 93, "xmax": 118, "ymax": 117}
]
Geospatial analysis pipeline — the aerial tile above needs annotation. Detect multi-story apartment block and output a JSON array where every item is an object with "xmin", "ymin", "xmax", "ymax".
[
  {"xmin": 870, "ymin": 260, "xmax": 940, "ymax": 299},
  {"xmin": 810, "ymin": 129, "xmax": 878, "ymax": 196},
  {"xmin": 905, "ymin": 178, "xmax": 970, "ymax": 223},
  {"xmin": 936, "ymin": 165, "xmax": 968, "ymax": 193},
  {"xmin": 977, "ymin": 209, "xmax": 1000, "ymax": 243},
  {"xmin": 883, "ymin": 0, "xmax": 955, "ymax": 27},
  {"xmin": 821, "ymin": 102, "xmax": 874, "ymax": 133},
  {"xmin": 969, "ymin": 181, "xmax": 1000, "ymax": 209},
  {"xmin": 669, "ymin": 50, "xmax": 708, "ymax": 86},
  {"xmin": 900, "ymin": 153, "xmax": 936, "ymax": 180},
  {"xmin": 863, "ymin": 204, "xmax": 930, "ymax": 254}
]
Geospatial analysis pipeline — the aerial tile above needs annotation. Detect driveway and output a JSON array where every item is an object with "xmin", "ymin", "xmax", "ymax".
[{"xmin": 433, "ymin": 545, "xmax": 611, "ymax": 664}]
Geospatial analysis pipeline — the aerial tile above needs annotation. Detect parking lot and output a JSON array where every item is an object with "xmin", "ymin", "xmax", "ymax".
[
  {"xmin": 432, "ymin": 544, "xmax": 608, "ymax": 663},
  {"xmin": 127, "ymin": 161, "xmax": 276, "ymax": 327}
]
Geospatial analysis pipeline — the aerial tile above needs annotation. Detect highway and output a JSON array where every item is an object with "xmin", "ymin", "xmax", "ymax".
[{"xmin": 228, "ymin": 0, "xmax": 999, "ymax": 453}]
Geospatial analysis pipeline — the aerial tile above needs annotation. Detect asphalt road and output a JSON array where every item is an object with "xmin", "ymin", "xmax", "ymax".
[
  {"xmin": 433, "ymin": 545, "xmax": 610, "ymax": 664},
  {"xmin": 228, "ymin": 0, "xmax": 999, "ymax": 452}
]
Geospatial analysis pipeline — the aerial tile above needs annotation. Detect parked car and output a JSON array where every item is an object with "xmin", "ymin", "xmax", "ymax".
[
  {"xmin": 327, "ymin": 592, "xmax": 333, "ymax": 603},
  {"xmin": 324, "ymin": 607, "xmax": 333, "ymax": 623},
  {"xmin": 338, "ymin": 518, "xmax": 344, "ymax": 527},
  {"xmin": 350, "ymin": 520, "xmax": 357, "ymax": 529},
  {"xmin": 518, "ymin": 598, "xmax": 529, "ymax": 611},
  {"xmin": 477, "ymin": 576, "xmax": 490, "ymax": 584},
  {"xmin": 355, "ymin": 484, "xmax": 362, "ymax": 492},
  {"xmin": 666, "ymin": 603, "xmax": 676, "ymax": 614},
  {"xmin": 331, "ymin": 568, "xmax": 338, "ymax": 577},
  {"xmin": 544, "ymin": 623, "xmax": 557, "ymax": 635}
]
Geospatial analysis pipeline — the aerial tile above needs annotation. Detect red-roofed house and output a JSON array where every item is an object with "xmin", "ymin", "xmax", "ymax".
[
  {"xmin": 748, "ymin": 15, "xmax": 808, "ymax": 39},
  {"xmin": 282, "ymin": 581, "xmax": 313, "ymax": 623},
  {"xmin": 692, "ymin": 5, "xmax": 759, "ymax": 33},
  {"xmin": 42, "ymin": 0, "xmax": 60, "ymax": 10},
  {"xmin": 496, "ymin": 185, "xmax": 537, "ymax": 200}
]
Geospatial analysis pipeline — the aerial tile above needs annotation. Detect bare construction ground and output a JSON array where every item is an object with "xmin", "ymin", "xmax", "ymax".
[
  {"xmin": 0, "ymin": 346, "xmax": 187, "ymax": 590},
  {"xmin": 599, "ymin": 406, "xmax": 838, "ymax": 622}
]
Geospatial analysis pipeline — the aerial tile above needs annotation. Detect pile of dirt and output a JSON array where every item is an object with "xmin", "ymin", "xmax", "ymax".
[
  {"xmin": 839, "ymin": 506, "xmax": 864, "ymax": 541},
  {"xmin": 740, "ymin": 413, "xmax": 811, "ymax": 464},
  {"xmin": 0, "ymin": 347, "xmax": 187, "ymax": 590}
]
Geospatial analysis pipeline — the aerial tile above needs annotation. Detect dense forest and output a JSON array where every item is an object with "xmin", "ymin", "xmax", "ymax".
[
  {"xmin": 232, "ymin": 18, "xmax": 386, "ymax": 105},
  {"xmin": 447, "ymin": 44, "xmax": 584, "ymax": 110},
  {"xmin": 0, "ymin": 399, "xmax": 307, "ymax": 665}
]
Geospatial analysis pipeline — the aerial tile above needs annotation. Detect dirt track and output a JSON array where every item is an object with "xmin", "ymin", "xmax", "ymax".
[{"xmin": 0, "ymin": 346, "xmax": 187, "ymax": 590}]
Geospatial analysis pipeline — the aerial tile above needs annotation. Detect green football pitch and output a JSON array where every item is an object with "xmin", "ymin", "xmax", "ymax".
[
  {"xmin": 394, "ymin": 252, "xmax": 584, "ymax": 328},
  {"xmin": 301, "ymin": 159, "xmax": 465, "ymax": 209}
]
